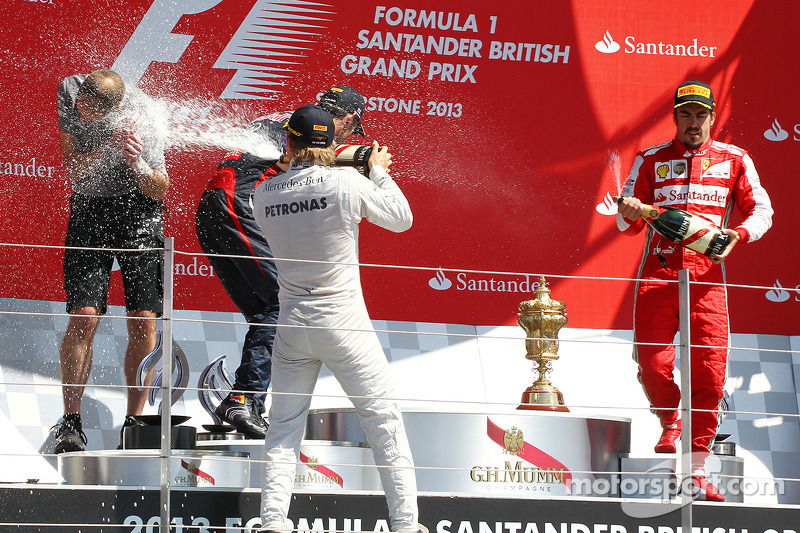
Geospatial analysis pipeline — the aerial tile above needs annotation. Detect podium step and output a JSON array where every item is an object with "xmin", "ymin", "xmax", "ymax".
[
  {"xmin": 58, "ymin": 449, "xmax": 250, "ymax": 488},
  {"xmin": 57, "ymin": 409, "xmax": 633, "ymax": 500},
  {"xmin": 620, "ymin": 454, "xmax": 744, "ymax": 502}
]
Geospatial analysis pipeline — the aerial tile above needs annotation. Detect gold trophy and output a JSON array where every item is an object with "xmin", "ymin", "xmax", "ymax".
[{"xmin": 517, "ymin": 276, "xmax": 569, "ymax": 412}]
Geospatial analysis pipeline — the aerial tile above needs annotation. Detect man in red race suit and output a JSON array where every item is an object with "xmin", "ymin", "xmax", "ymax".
[
  {"xmin": 616, "ymin": 80, "xmax": 773, "ymax": 501},
  {"xmin": 195, "ymin": 86, "xmax": 367, "ymax": 438}
]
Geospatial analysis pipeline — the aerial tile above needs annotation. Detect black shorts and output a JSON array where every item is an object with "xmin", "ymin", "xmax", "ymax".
[{"xmin": 64, "ymin": 191, "xmax": 164, "ymax": 315}]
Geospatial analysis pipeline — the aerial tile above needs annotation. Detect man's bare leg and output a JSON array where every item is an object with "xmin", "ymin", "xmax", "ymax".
[
  {"xmin": 55, "ymin": 307, "xmax": 100, "ymax": 453},
  {"xmin": 59, "ymin": 307, "xmax": 101, "ymax": 415}
]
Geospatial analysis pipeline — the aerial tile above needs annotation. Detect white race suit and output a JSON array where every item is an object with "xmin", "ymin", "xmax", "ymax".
[{"xmin": 253, "ymin": 160, "xmax": 417, "ymax": 531}]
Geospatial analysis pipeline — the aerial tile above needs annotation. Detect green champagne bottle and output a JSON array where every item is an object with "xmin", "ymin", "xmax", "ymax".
[{"xmin": 617, "ymin": 197, "xmax": 730, "ymax": 256}]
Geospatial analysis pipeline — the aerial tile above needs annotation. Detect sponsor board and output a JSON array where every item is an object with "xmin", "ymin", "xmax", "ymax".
[{"xmin": 2, "ymin": 0, "xmax": 796, "ymax": 334}]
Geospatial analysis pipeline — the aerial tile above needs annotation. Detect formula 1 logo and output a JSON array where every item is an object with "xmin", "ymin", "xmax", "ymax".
[{"xmin": 112, "ymin": 0, "xmax": 334, "ymax": 98}]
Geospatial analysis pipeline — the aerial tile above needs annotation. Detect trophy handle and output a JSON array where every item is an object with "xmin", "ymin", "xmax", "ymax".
[
  {"xmin": 136, "ymin": 330, "xmax": 190, "ymax": 410},
  {"xmin": 136, "ymin": 329, "xmax": 163, "ymax": 391},
  {"xmin": 197, "ymin": 355, "xmax": 235, "ymax": 425},
  {"xmin": 145, "ymin": 340, "xmax": 191, "ymax": 410}
]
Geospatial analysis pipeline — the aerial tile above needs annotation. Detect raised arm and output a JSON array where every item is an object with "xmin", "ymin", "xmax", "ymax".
[
  {"xmin": 355, "ymin": 141, "xmax": 412, "ymax": 233},
  {"xmin": 124, "ymin": 131, "xmax": 169, "ymax": 201}
]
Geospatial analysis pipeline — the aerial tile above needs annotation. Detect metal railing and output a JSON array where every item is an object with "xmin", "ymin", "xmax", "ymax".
[{"xmin": 0, "ymin": 238, "xmax": 798, "ymax": 531}]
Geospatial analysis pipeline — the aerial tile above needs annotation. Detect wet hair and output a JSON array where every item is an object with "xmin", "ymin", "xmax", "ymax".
[
  {"xmin": 319, "ymin": 101, "xmax": 362, "ymax": 129},
  {"xmin": 318, "ymin": 101, "xmax": 348, "ymax": 119},
  {"xmin": 78, "ymin": 69, "xmax": 125, "ymax": 113},
  {"xmin": 293, "ymin": 145, "xmax": 336, "ymax": 166},
  {"xmin": 287, "ymin": 134, "xmax": 336, "ymax": 165}
]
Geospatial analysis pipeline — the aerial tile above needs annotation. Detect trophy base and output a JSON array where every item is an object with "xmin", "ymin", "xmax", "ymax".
[
  {"xmin": 518, "ymin": 389, "xmax": 569, "ymax": 412},
  {"xmin": 517, "ymin": 403, "xmax": 570, "ymax": 412}
]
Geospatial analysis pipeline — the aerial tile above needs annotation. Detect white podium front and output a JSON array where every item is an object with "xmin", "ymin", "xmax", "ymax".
[{"xmin": 202, "ymin": 409, "xmax": 631, "ymax": 497}]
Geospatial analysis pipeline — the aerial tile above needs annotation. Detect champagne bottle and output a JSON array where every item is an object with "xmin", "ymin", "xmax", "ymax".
[
  {"xmin": 616, "ymin": 197, "xmax": 730, "ymax": 257},
  {"xmin": 333, "ymin": 144, "xmax": 372, "ymax": 176}
]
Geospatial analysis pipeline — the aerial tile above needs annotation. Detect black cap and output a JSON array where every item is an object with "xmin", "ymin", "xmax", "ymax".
[
  {"xmin": 319, "ymin": 85, "xmax": 366, "ymax": 136},
  {"xmin": 284, "ymin": 105, "xmax": 334, "ymax": 147},
  {"xmin": 674, "ymin": 80, "xmax": 715, "ymax": 110}
]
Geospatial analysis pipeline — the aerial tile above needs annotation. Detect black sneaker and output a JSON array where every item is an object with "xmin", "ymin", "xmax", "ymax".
[
  {"xmin": 118, "ymin": 415, "xmax": 147, "ymax": 449},
  {"xmin": 214, "ymin": 392, "xmax": 269, "ymax": 439},
  {"xmin": 53, "ymin": 414, "xmax": 87, "ymax": 454}
]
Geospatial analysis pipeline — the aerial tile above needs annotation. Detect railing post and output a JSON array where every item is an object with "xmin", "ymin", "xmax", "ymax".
[
  {"xmin": 678, "ymin": 268, "xmax": 692, "ymax": 531},
  {"xmin": 160, "ymin": 237, "xmax": 175, "ymax": 532}
]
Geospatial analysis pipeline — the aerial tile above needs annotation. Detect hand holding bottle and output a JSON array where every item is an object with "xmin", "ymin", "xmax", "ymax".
[
  {"xmin": 613, "ymin": 196, "xmax": 731, "ymax": 258},
  {"xmin": 333, "ymin": 143, "xmax": 374, "ymax": 176},
  {"xmin": 332, "ymin": 141, "xmax": 393, "ymax": 178},
  {"xmin": 614, "ymin": 196, "xmax": 645, "ymax": 221},
  {"xmin": 709, "ymin": 228, "xmax": 740, "ymax": 264},
  {"xmin": 367, "ymin": 141, "xmax": 392, "ymax": 175}
]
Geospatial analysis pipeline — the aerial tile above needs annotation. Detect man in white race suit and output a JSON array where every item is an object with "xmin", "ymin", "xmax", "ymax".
[{"xmin": 252, "ymin": 104, "xmax": 424, "ymax": 533}]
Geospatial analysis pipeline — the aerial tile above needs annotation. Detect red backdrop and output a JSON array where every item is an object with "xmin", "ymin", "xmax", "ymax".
[{"xmin": 2, "ymin": 0, "xmax": 798, "ymax": 334}]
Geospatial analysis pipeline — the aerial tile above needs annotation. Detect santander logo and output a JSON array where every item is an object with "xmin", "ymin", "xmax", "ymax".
[
  {"xmin": 765, "ymin": 280, "xmax": 792, "ymax": 303},
  {"xmin": 763, "ymin": 119, "xmax": 789, "ymax": 142},
  {"xmin": 595, "ymin": 31, "xmax": 620, "ymax": 54},
  {"xmin": 428, "ymin": 270, "xmax": 545, "ymax": 295},
  {"xmin": 595, "ymin": 192, "xmax": 618, "ymax": 216},
  {"xmin": 429, "ymin": 269, "xmax": 453, "ymax": 290}
]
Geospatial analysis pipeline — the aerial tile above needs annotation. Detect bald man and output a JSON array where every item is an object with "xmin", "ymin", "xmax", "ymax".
[{"xmin": 54, "ymin": 69, "xmax": 169, "ymax": 453}]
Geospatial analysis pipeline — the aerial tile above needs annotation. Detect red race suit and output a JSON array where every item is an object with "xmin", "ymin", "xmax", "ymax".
[{"xmin": 617, "ymin": 136, "xmax": 773, "ymax": 453}]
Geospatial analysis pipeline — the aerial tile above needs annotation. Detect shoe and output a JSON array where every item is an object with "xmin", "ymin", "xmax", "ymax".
[
  {"xmin": 215, "ymin": 392, "xmax": 269, "ymax": 439},
  {"xmin": 654, "ymin": 418, "xmax": 681, "ymax": 453},
  {"xmin": 118, "ymin": 415, "xmax": 147, "ymax": 449},
  {"xmin": 692, "ymin": 475, "xmax": 725, "ymax": 501},
  {"xmin": 53, "ymin": 415, "xmax": 87, "ymax": 454}
]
